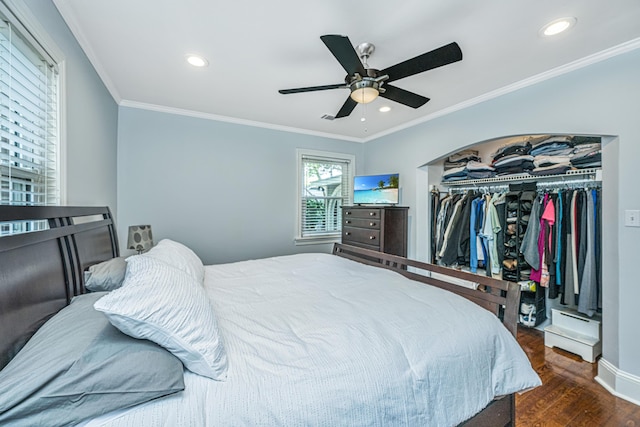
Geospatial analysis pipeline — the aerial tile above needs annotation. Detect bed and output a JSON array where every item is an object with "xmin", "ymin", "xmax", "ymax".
[{"xmin": 0, "ymin": 206, "xmax": 540, "ymax": 426}]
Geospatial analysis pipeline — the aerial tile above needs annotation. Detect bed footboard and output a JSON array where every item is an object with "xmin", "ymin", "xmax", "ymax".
[
  {"xmin": 333, "ymin": 243, "xmax": 519, "ymax": 427},
  {"xmin": 332, "ymin": 243, "xmax": 520, "ymax": 337}
]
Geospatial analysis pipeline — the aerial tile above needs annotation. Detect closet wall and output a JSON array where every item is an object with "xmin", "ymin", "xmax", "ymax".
[{"xmin": 429, "ymin": 134, "xmax": 602, "ymax": 329}]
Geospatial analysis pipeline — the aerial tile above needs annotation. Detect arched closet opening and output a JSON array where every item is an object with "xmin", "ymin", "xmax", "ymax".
[{"xmin": 423, "ymin": 133, "xmax": 604, "ymax": 362}]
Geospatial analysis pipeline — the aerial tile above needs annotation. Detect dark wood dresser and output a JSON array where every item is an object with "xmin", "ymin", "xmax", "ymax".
[{"xmin": 341, "ymin": 206, "xmax": 408, "ymax": 257}]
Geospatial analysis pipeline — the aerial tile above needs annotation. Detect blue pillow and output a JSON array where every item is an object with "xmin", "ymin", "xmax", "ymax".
[
  {"xmin": 0, "ymin": 292, "xmax": 185, "ymax": 426},
  {"xmin": 84, "ymin": 257, "xmax": 127, "ymax": 291}
]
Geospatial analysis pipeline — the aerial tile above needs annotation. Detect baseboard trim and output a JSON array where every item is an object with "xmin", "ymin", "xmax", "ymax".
[{"xmin": 596, "ymin": 358, "xmax": 640, "ymax": 406}]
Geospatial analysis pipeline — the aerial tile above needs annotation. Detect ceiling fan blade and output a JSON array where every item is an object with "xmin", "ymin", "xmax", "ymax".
[
  {"xmin": 335, "ymin": 96, "xmax": 358, "ymax": 118},
  {"xmin": 320, "ymin": 35, "xmax": 367, "ymax": 77},
  {"xmin": 279, "ymin": 83, "xmax": 346, "ymax": 94},
  {"xmin": 380, "ymin": 42, "xmax": 462, "ymax": 83},
  {"xmin": 380, "ymin": 84, "xmax": 430, "ymax": 108}
]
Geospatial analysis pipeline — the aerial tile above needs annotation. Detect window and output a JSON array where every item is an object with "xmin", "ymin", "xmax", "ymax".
[
  {"xmin": 0, "ymin": 5, "xmax": 60, "ymax": 208},
  {"xmin": 296, "ymin": 149, "xmax": 354, "ymax": 244},
  {"xmin": 0, "ymin": 2, "xmax": 60, "ymax": 236}
]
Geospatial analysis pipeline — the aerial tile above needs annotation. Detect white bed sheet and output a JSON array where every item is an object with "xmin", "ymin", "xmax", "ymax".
[{"xmin": 84, "ymin": 253, "xmax": 540, "ymax": 427}]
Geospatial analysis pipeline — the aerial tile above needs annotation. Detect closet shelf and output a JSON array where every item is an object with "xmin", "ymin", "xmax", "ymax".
[{"xmin": 440, "ymin": 168, "xmax": 601, "ymax": 188}]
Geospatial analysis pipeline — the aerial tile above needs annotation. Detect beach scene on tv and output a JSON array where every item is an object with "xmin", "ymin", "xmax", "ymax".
[{"xmin": 353, "ymin": 173, "xmax": 399, "ymax": 204}]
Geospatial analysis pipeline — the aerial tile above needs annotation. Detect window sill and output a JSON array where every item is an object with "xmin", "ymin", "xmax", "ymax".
[{"xmin": 294, "ymin": 236, "xmax": 341, "ymax": 246}]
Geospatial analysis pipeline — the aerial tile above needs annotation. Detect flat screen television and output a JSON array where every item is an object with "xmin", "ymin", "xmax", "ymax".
[{"xmin": 353, "ymin": 173, "xmax": 399, "ymax": 205}]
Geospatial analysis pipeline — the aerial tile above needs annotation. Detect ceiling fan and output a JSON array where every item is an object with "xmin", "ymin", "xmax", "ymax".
[{"xmin": 278, "ymin": 35, "xmax": 463, "ymax": 119}]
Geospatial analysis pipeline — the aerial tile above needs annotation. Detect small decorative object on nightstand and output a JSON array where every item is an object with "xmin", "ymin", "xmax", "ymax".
[{"xmin": 127, "ymin": 225, "xmax": 153, "ymax": 254}]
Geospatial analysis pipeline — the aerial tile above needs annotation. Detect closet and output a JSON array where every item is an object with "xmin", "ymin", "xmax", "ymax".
[{"xmin": 429, "ymin": 134, "xmax": 603, "ymax": 361}]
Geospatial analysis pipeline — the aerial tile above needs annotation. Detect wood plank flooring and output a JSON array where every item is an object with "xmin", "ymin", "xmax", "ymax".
[{"xmin": 516, "ymin": 327, "xmax": 640, "ymax": 426}]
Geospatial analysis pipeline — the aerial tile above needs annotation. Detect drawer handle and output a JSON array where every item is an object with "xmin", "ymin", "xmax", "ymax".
[
  {"xmin": 346, "ymin": 211, "xmax": 352, "ymax": 215},
  {"xmin": 345, "ymin": 232, "xmax": 351, "ymax": 236},
  {"xmin": 369, "ymin": 222, "xmax": 376, "ymax": 226},
  {"xmin": 369, "ymin": 236, "xmax": 376, "ymax": 240},
  {"xmin": 369, "ymin": 212, "xmax": 376, "ymax": 216},
  {"xmin": 345, "ymin": 220, "xmax": 351, "ymax": 224}
]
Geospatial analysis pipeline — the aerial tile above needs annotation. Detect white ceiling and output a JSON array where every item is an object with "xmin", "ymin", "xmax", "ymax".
[{"xmin": 53, "ymin": 0, "xmax": 640, "ymax": 142}]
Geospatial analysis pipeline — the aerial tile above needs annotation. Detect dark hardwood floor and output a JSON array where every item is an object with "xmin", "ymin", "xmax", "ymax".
[{"xmin": 516, "ymin": 327, "xmax": 640, "ymax": 426}]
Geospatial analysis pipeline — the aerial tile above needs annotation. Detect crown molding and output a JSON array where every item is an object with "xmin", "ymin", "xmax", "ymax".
[
  {"xmin": 53, "ymin": 0, "xmax": 122, "ymax": 103},
  {"xmin": 118, "ymin": 100, "xmax": 364, "ymax": 143},
  {"xmin": 362, "ymin": 37, "xmax": 640, "ymax": 143}
]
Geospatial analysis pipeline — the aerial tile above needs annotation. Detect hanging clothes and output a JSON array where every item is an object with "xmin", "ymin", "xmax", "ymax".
[
  {"xmin": 554, "ymin": 190, "xmax": 564, "ymax": 287},
  {"xmin": 520, "ymin": 194, "xmax": 542, "ymax": 270},
  {"xmin": 438, "ymin": 194, "xmax": 467, "ymax": 264},
  {"xmin": 432, "ymin": 183, "xmax": 600, "ymax": 317},
  {"xmin": 430, "ymin": 189, "xmax": 441, "ymax": 263},
  {"xmin": 538, "ymin": 196, "xmax": 556, "ymax": 287},
  {"xmin": 481, "ymin": 193, "xmax": 502, "ymax": 275},
  {"xmin": 578, "ymin": 189, "xmax": 598, "ymax": 316},
  {"xmin": 436, "ymin": 190, "xmax": 504, "ymax": 271}
]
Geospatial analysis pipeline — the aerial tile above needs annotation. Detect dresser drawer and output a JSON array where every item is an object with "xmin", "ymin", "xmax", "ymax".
[
  {"xmin": 343, "ymin": 217, "xmax": 380, "ymax": 229},
  {"xmin": 343, "ymin": 226, "xmax": 380, "ymax": 246},
  {"xmin": 343, "ymin": 208, "xmax": 381, "ymax": 219}
]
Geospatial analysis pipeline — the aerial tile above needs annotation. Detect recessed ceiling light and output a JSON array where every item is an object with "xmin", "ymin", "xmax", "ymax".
[
  {"xmin": 379, "ymin": 106, "xmax": 391, "ymax": 113},
  {"xmin": 540, "ymin": 17, "xmax": 577, "ymax": 37},
  {"xmin": 186, "ymin": 54, "xmax": 209, "ymax": 67}
]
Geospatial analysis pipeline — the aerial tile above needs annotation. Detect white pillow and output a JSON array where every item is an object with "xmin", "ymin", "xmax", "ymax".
[
  {"xmin": 141, "ymin": 239, "xmax": 204, "ymax": 284},
  {"xmin": 94, "ymin": 256, "xmax": 227, "ymax": 380}
]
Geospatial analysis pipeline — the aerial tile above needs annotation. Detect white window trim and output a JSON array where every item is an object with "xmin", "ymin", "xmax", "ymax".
[
  {"xmin": 0, "ymin": 0, "xmax": 66, "ymax": 204},
  {"xmin": 295, "ymin": 148, "xmax": 355, "ymax": 245}
]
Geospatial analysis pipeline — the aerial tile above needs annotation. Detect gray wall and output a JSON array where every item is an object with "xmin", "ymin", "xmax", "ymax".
[
  {"xmin": 25, "ymin": 0, "xmax": 118, "ymax": 209},
  {"xmin": 363, "ymin": 48, "xmax": 640, "ymax": 393},
  {"xmin": 117, "ymin": 107, "xmax": 364, "ymax": 264}
]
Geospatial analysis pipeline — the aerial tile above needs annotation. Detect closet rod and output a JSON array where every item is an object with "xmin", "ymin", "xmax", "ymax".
[
  {"xmin": 446, "ymin": 184, "xmax": 509, "ymax": 193},
  {"xmin": 442, "ymin": 179, "xmax": 601, "ymax": 194},
  {"xmin": 537, "ymin": 178, "xmax": 601, "ymax": 190},
  {"xmin": 440, "ymin": 167, "xmax": 601, "ymax": 188}
]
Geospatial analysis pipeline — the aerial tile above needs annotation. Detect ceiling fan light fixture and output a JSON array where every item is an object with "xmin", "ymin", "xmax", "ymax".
[
  {"xmin": 349, "ymin": 79, "xmax": 380, "ymax": 104},
  {"xmin": 540, "ymin": 17, "xmax": 577, "ymax": 37},
  {"xmin": 350, "ymin": 87, "xmax": 379, "ymax": 103}
]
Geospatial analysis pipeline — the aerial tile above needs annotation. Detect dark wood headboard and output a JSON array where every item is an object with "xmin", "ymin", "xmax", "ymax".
[{"xmin": 0, "ymin": 206, "xmax": 119, "ymax": 369}]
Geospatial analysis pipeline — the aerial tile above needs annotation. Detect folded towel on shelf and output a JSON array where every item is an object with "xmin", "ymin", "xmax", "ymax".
[
  {"xmin": 442, "ymin": 166, "xmax": 469, "ymax": 182},
  {"xmin": 491, "ymin": 142, "xmax": 532, "ymax": 163},
  {"xmin": 447, "ymin": 149, "xmax": 480, "ymax": 164},
  {"xmin": 444, "ymin": 150, "xmax": 481, "ymax": 170},
  {"xmin": 533, "ymin": 155, "xmax": 573, "ymax": 168},
  {"xmin": 530, "ymin": 163, "xmax": 572, "ymax": 176},
  {"xmin": 530, "ymin": 143, "xmax": 574, "ymax": 157},
  {"xmin": 442, "ymin": 174, "xmax": 469, "ymax": 182},
  {"xmin": 495, "ymin": 164, "xmax": 535, "ymax": 176},
  {"xmin": 467, "ymin": 170, "xmax": 496, "ymax": 179},
  {"xmin": 571, "ymin": 149, "xmax": 601, "ymax": 168},
  {"xmin": 571, "ymin": 142, "xmax": 601, "ymax": 156},
  {"xmin": 493, "ymin": 155, "xmax": 535, "ymax": 168},
  {"xmin": 530, "ymin": 135, "xmax": 572, "ymax": 148},
  {"xmin": 442, "ymin": 165, "xmax": 468, "ymax": 178}
]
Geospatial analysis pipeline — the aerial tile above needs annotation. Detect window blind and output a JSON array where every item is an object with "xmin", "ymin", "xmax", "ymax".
[
  {"xmin": 300, "ymin": 154, "xmax": 351, "ymax": 238},
  {"xmin": 0, "ymin": 15, "xmax": 59, "ymax": 207}
]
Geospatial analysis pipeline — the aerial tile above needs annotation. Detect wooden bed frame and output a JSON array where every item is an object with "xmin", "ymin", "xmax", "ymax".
[
  {"xmin": 0, "ymin": 206, "xmax": 519, "ymax": 427},
  {"xmin": 333, "ymin": 243, "xmax": 520, "ymax": 427}
]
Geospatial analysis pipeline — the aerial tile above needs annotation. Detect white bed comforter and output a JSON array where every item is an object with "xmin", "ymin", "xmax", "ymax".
[{"xmin": 84, "ymin": 253, "xmax": 541, "ymax": 427}]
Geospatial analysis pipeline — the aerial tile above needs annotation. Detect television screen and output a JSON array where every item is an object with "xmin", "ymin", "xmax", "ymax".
[{"xmin": 353, "ymin": 173, "xmax": 399, "ymax": 205}]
